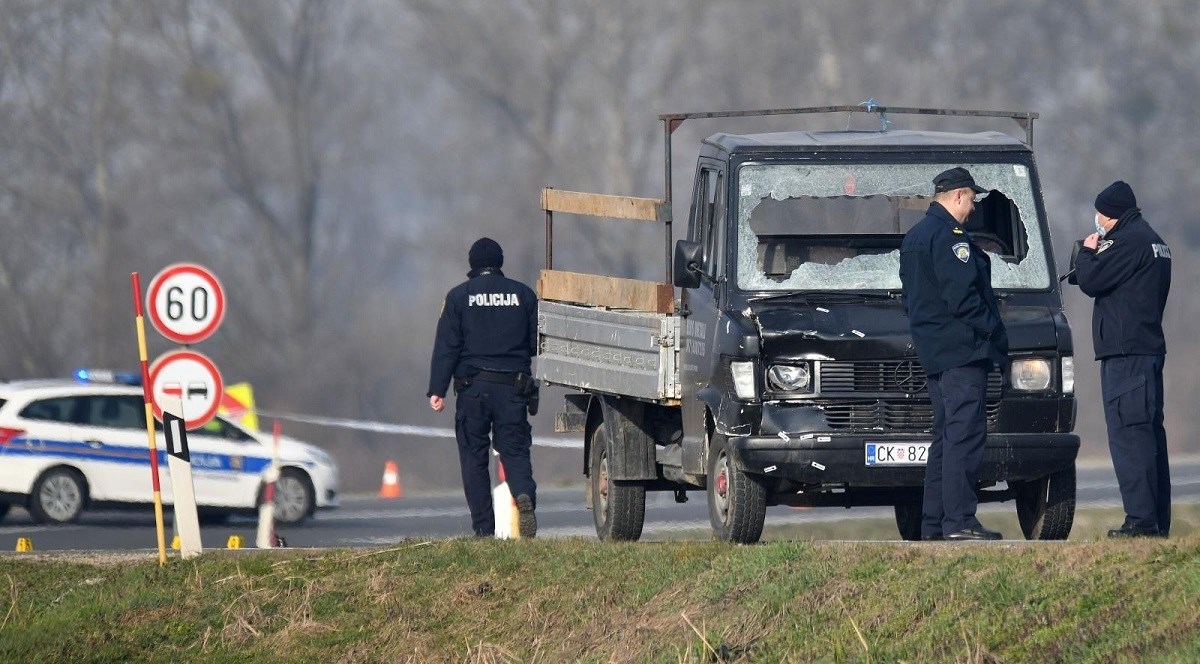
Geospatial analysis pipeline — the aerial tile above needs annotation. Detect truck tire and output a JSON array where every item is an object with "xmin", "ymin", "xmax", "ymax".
[
  {"xmin": 589, "ymin": 423, "xmax": 645, "ymax": 541},
  {"xmin": 29, "ymin": 467, "xmax": 87, "ymax": 524},
  {"xmin": 707, "ymin": 432, "xmax": 766, "ymax": 544},
  {"xmin": 894, "ymin": 502, "xmax": 923, "ymax": 541},
  {"xmin": 1014, "ymin": 465, "xmax": 1075, "ymax": 540}
]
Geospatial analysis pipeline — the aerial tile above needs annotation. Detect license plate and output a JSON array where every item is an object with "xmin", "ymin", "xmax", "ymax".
[{"xmin": 865, "ymin": 442, "xmax": 930, "ymax": 466}]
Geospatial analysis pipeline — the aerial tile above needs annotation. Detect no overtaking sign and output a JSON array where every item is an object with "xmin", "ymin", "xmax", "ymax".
[{"xmin": 149, "ymin": 350, "xmax": 224, "ymax": 430}]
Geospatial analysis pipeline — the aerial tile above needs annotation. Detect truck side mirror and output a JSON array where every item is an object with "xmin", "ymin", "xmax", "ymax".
[{"xmin": 673, "ymin": 240, "xmax": 703, "ymax": 288}]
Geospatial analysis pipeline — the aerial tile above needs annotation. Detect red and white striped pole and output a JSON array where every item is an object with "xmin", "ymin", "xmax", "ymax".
[
  {"xmin": 131, "ymin": 272, "xmax": 168, "ymax": 566},
  {"xmin": 256, "ymin": 419, "xmax": 281, "ymax": 548}
]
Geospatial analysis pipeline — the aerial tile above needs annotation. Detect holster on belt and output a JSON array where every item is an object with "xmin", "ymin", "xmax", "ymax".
[{"xmin": 452, "ymin": 376, "xmax": 472, "ymax": 395}]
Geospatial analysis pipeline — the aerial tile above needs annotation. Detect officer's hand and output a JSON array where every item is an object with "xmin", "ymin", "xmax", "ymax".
[
  {"xmin": 429, "ymin": 395, "xmax": 444, "ymax": 412},
  {"xmin": 1083, "ymin": 233, "xmax": 1100, "ymax": 250}
]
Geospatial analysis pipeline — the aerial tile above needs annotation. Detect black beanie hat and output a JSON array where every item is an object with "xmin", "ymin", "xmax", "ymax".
[
  {"xmin": 1095, "ymin": 181, "xmax": 1137, "ymax": 219},
  {"xmin": 468, "ymin": 237, "xmax": 504, "ymax": 270}
]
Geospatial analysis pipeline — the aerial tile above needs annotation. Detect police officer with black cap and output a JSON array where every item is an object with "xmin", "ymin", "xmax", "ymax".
[
  {"xmin": 428, "ymin": 237, "xmax": 540, "ymax": 538},
  {"xmin": 1073, "ymin": 181, "xmax": 1172, "ymax": 538},
  {"xmin": 900, "ymin": 167, "xmax": 1009, "ymax": 541}
]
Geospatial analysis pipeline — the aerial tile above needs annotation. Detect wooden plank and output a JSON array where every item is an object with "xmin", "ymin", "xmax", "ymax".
[
  {"xmin": 537, "ymin": 269, "xmax": 674, "ymax": 313},
  {"xmin": 541, "ymin": 188, "xmax": 668, "ymax": 222}
]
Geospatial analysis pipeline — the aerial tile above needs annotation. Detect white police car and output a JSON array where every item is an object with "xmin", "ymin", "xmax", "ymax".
[{"xmin": 0, "ymin": 377, "xmax": 338, "ymax": 525}]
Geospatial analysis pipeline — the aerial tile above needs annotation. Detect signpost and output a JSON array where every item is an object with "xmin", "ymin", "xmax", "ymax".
[
  {"xmin": 146, "ymin": 263, "xmax": 226, "ymax": 345},
  {"xmin": 161, "ymin": 396, "xmax": 202, "ymax": 559},
  {"xmin": 149, "ymin": 349, "xmax": 224, "ymax": 430}
]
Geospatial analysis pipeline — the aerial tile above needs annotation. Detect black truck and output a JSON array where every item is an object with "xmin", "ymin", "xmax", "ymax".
[{"xmin": 535, "ymin": 105, "xmax": 1079, "ymax": 543}]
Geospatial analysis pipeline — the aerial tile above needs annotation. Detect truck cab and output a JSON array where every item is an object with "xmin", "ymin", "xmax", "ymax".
[{"xmin": 537, "ymin": 106, "xmax": 1078, "ymax": 543}]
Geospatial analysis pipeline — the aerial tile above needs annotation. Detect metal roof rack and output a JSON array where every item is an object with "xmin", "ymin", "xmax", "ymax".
[{"xmin": 659, "ymin": 102, "xmax": 1038, "ymax": 145}]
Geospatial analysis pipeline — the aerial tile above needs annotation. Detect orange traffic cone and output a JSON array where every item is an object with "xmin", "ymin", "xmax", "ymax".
[{"xmin": 379, "ymin": 460, "xmax": 403, "ymax": 498}]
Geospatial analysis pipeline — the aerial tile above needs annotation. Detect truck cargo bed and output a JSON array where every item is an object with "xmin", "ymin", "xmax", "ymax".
[{"xmin": 536, "ymin": 301, "xmax": 680, "ymax": 402}]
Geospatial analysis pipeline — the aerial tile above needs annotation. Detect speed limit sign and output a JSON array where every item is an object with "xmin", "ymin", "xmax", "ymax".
[{"xmin": 146, "ymin": 263, "xmax": 226, "ymax": 344}]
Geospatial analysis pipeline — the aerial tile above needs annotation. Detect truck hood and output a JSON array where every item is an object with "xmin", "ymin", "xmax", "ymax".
[{"xmin": 748, "ymin": 298, "xmax": 1058, "ymax": 360}]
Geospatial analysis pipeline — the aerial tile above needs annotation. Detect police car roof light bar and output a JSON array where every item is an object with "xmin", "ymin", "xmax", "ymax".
[{"xmin": 74, "ymin": 368, "xmax": 142, "ymax": 386}]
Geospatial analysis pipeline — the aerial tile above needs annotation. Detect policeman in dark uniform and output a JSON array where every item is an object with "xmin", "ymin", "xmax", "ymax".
[
  {"xmin": 427, "ymin": 237, "xmax": 539, "ymax": 538},
  {"xmin": 1073, "ymin": 181, "xmax": 1172, "ymax": 538},
  {"xmin": 899, "ymin": 167, "xmax": 1009, "ymax": 541}
]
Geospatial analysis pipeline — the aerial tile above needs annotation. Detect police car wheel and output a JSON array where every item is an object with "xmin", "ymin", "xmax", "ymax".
[
  {"xmin": 273, "ymin": 469, "xmax": 315, "ymax": 526},
  {"xmin": 588, "ymin": 422, "xmax": 645, "ymax": 542},
  {"xmin": 29, "ymin": 467, "xmax": 87, "ymax": 524},
  {"xmin": 706, "ymin": 431, "xmax": 766, "ymax": 544}
]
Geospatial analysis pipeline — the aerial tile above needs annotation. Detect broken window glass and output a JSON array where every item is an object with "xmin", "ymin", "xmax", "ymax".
[{"xmin": 735, "ymin": 162, "xmax": 1051, "ymax": 291}]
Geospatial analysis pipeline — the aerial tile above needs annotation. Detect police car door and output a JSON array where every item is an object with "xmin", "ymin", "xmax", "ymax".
[
  {"xmin": 72, "ymin": 394, "xmax": 168, "ymax": 504},
  {"xmin": 9, "ymin": 396, "xmax": 91, "ymax": 494},
  {"xmin": 186, "ymin": 417, "xmax": 268, "ymax": 509},
  {"xmin": 680, "ymin": 163, "xmax": 727, "ymax": 475}
]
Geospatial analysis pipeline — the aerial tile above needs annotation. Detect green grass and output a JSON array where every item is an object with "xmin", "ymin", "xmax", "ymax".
[{"xmin": 3, "ymin": 511, "xmax": 1200, "ymax": 662}]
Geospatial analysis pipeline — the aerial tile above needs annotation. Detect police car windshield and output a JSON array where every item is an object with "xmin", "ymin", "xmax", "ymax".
[{"xmin": 735, "ymin": 162, "xmax": 1052, "ymax": 291}]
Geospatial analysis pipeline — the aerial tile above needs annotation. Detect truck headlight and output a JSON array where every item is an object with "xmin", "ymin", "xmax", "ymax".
[
  {"xmin": 767, "ymin": 363, "xmax": 812, "ymax": 392},
  {"xmin": 1061, "ymin": 356, "xmax": 1074, "ymax": 393},
  {"xmin": 1010, "ymin": 358, "xmax": 1052, "ymax": 391},
  {"xmin": 729, "ymin": 361, "xmax": 757, "ymax": 400}
]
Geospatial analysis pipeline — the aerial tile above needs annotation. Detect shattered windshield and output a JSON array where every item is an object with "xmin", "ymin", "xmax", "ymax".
[{"xmin": 736, "ymin": 162, "xmax": 1051, "ymax": 291}]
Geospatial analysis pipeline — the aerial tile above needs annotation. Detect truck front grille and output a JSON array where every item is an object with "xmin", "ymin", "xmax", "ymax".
[
  {"xmin": 822, "ymin": 399, "xmax": 1001, "ymax": 432},
  {"xmin": 819, "ymin": 360, "xmax": 1002, "ymax": 399}
]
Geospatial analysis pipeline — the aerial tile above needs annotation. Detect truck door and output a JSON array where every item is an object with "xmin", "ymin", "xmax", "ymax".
[{"xmin": 680, "ymin": 162, "xmax": 726, "ymax": 475}]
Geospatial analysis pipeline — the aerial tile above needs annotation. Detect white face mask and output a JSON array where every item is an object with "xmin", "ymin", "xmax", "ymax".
[{"xmin": 1094, "ymin": 213, "xmax": 1107, "ymax": 238}]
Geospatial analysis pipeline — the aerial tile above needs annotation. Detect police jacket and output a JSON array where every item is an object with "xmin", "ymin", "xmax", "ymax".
[
  {"xmin": 899, "ymin": 202, "xmax": 1008, "ymax": 376},
  {"xmin": 1074, "ymin": 208, "xmax": 1171, "ymax": 359},
  {"xmin": 427, "ymin": 268, "xmax": 538, "ymax": 398}
]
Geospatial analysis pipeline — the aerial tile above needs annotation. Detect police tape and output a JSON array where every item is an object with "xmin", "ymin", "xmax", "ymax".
[{"xmin": 249, "ymin": 409, "xmax": 583, "ymax": 449}]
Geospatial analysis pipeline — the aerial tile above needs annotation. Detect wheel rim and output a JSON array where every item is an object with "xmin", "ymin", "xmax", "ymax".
[
  {"xmin": 39, "ymin": 474, "xmax": 82, "ymax": 522},
  {"xmin": 274, "ymin": 475, "xmax": 309, "ymax": 523},
  {"xmin": 713, "ymin": 452, "xmax": 730, "ymax": 524},
  {"xmin": 597, "ymin": 452, "xmax": 610, "ymax": 524}
]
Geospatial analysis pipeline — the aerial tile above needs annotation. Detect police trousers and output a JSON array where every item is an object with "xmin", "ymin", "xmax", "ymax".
[
  {"xmin": 1102, "ymin": 354, "xmax": 1170, "ymax": 534},
  {"xmin": 455, "ymin": 379, "xmax": 537, "ymax": 536},
  {"xmin": 922, "ymin": 361, "xmax": 988, "ymax": 537}
]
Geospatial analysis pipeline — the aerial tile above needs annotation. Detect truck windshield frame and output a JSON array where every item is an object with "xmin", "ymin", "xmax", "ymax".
[{"xmin": 733, "ymin": 158, "xmax": 1053, "ymax": 292}]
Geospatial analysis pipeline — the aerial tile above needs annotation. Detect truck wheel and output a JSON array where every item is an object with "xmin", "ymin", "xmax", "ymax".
[
  {"xmin": 589, "ymin": 423, "xmax": 645, "ymax": 541},
  {"xmin": 29, "ymin": 467, "xmax": 87, "ymax": 524},
  {"xmin": 707, "ymin": 432, "xmax": 766, "ymax": 544},
  {"xmin": 1014, "ymin": 465, "xmax": 1075, "ymax": 540},
  {"xmin": 273, "ymin": 468, "xmax": 315, "ymax": 526},
  {"xmin": 894, "ymin": 502, "xmax": 923, "ymax": 541}
]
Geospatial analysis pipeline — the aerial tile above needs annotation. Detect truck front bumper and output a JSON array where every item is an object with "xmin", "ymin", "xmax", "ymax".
[{"xmin": 727, "ymin": 432, "xmax": 1080, "ymax": 487}]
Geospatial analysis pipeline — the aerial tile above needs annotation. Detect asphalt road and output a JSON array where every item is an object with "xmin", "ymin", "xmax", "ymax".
[{"xmin": 3, "ymin": 458, "xmax": 1198, "ymax": 552}]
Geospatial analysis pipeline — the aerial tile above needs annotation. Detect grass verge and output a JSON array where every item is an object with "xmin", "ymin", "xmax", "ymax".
[{"xmin": 3, "ymin": 534, "xmax": 1200, "ymax": 662}]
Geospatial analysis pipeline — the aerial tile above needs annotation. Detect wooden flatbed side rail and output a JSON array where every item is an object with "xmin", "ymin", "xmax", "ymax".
[
  {"xmin": 542, "ymin": 188, "xmax": 672, "ymax": 280},
  {"xmin": 541, "ymin": 188, "xmax": 668, "ymax": 222},
  {"xmin": 538, "ymin": 269, "xmax": 674, "ymax": 314}
]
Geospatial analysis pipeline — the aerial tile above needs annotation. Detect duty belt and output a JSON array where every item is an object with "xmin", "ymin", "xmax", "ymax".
[{"xmin": 471, "ymin": 370, "xmax": 519, "ymax": 386}]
